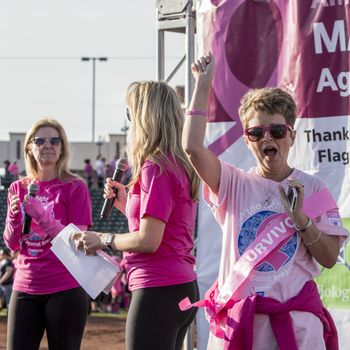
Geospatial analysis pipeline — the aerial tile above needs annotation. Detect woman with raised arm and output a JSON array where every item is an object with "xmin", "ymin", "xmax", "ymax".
[
  {"xmin": 4, "ymin": 118, "xmax": 92, "ymax": 350},
  {"xmin": 73, "ymin": 81, "xmax": 200, "ymax": 350},
  {"xmin": 181, "ymin": 53, "xmax": 348, "ymax": 349}
]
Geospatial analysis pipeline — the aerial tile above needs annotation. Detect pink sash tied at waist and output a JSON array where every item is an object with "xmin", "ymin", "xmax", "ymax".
[{"xmin": 224, "ymin": 280, "xmax": 338, "ymax": 350}]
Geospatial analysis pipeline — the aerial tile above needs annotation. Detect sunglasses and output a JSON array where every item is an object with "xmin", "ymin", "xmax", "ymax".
[
  {"xmin": 126, "ymin": 108, "xmax": 131, "ymax": 121},
  {"xmin": 32, "ymin": 137, "xmax": 62, "ymax": 146},
  {"xmin": 244, "ymin": 124, "xmax": 293, "ymax": 142}
]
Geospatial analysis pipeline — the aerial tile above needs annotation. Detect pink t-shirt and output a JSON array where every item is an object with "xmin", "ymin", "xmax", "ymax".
[
  {"xmin": 5, "ymin": 178, "xmax": 92, "ymax": 294},
  {"xmin": 204, "ymin": 160, "xmax": 348, "ymax": 350},
  {"xmin": 8, "ymin": 162, "xmax": 19, "ymax": 176},
  {"xmin": 124, "ymin": 159, "xmax": 197, "ymax": 290},
  {"xmin": 84, "ymin": 163, "xmax": 93, "ymax": 176}
]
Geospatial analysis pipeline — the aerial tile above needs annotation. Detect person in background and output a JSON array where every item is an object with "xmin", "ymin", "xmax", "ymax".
[
  {"xmin": 84, "ymin": 158, "xmax": 94, "ymax": 189},
  {"xmin": 8, "ymin": 160, "xmax": 19, "ymax": 179},
  {"xmin": 73, "ymin": 81, "xmax": 200, "ymax": 350},
  {"xmin": 182, "ymin": 53, "xmax": 349, "ymax": 349},
  {"xmin": 95, "ymin": 155, "xmax": 106, "ymax": 189},
  {"xmin": 0, "ymin": 247, "xmax": 14, "ymax": 310},
  {"xmin": 109, "ymin": 154, "xmax": 119, "ymax": 173},
  {"xmin": 104, "ymin": 163, "xmax": 114, "ymax": 179},
  {"xmin": 3, "ymin": 118, "xmax": 92, "ymax": 350},
  {"xmin": 3, "ymin": 160, "xmax": 10, "ymax": 177}
]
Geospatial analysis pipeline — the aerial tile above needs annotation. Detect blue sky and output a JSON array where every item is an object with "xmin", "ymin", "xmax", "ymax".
[{"xmin": 0, "ymin": 0, "xmax": 186, "ymax": 142}]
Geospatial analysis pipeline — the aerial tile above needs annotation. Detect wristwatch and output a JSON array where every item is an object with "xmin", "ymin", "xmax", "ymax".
[{"xmin": 103, "ymin": 233, "xmax": 114, "ymax": 249}]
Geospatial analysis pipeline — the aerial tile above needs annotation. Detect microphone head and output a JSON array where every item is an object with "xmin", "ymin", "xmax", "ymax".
[
  {"xmin": 28, "ymin": 183, "xmax": 39, "ymax": 195},
  {"xmin": 115, "ymin": 158, "xmax": 129, "ymax": 172}
]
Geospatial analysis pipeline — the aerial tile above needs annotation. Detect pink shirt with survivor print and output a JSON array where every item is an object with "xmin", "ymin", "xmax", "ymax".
[
  {"xmin": 203, "ymin": 160, "xmax": 348, "ymax": 350},
  {"xmin": 4, "ymin": 178, "xmax": 92, "ymax": 294}
]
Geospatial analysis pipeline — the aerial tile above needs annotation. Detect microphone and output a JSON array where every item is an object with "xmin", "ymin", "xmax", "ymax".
[
  {"xmin": 100, "ymin": 158, "xmax": 129, "ymax": 220},
  {"xmin": 22, "ymin": 183, "xmax": 39, "ymax": 235}
]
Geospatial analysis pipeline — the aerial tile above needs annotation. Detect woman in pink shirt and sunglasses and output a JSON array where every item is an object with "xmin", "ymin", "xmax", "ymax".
[
  {"xmin": 182, "ymin": 53, "xmax": 348, "ymax": 350},
  {"xmin": 4, "ymin": 118, "xmax": 92, "ymax": 350}
]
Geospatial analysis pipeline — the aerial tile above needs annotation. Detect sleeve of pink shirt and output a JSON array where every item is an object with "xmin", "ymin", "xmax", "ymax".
[
  {"xmin": 66, "ymin": 179, "xmax": 93, "ymax": 227},
  {"xmin": 203, "ymin": 160, "xmax": 243, "ymax": 225},
  {"xmin": 3, "ymin": 182, "xmax": 23, "ymax": 251},
  {"xmin": 139, "ymin": 162, "xmax": 177, "ymax": 223},
  {"xmin": 311, "ymin": 178, "xmax": 349, "ymax": 244}
]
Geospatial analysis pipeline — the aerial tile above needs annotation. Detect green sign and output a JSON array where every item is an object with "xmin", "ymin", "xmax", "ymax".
[{"xmin": 316, "ymin": 218, "xmax": 350, "ymax": 308}]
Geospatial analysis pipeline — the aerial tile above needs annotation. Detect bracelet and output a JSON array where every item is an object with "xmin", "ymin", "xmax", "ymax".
[
  {"xmin": 295, "ymin": 217, "xmax": 312, "ymax": 232},
  {"xmin": 185, "ymin": 109, "xmax": 207, "ymax": 117},
  {"xmin": 304, "ymin": 229, "xmax": 322, "ymax": 246}
]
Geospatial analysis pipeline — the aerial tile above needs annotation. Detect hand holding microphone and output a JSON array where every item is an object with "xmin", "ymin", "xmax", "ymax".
[
  {"xmin": 22, "ymin": 183, "xmax": 39, "ymax": 235},
  {"xmin": 100, "ymin": 158, "xmax": 129, "ymax": 219},
  {"xmin": 23, "ymin": 183, "xmax": 64, "ymax": 238}
]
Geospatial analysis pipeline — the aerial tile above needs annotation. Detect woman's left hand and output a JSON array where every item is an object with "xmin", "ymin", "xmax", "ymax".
[
  {"xmin": 278, "ymin": 179, "xmax": 306, "ymax": 222},
  {"xmin": 23, "ymin": 196, "xmax": 44, "ymax": 221},
  {"xmin": 71, "ymin": 231, "xmax": 103, "ymax": 255},
  {"xmin": 191, "ymin": 52, "xmax": 215, "ymax": 85}
]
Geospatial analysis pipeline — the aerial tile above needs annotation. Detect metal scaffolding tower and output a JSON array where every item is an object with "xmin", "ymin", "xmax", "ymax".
[
  {"xmin": 156, "ymin": 3, "xmax": 197, "ymax": 348},
  {"xmin": 156, "ymin": 0, "xmax": 196, "ymax": 108}
]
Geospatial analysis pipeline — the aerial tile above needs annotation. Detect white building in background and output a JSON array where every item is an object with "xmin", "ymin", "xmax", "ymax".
[{"xmin": 0, "ymin": 132, "xmax": 127, "ymax": 174}]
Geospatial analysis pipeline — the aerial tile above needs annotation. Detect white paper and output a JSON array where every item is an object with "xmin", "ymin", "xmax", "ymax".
[{"xmin": 51, "ymin": 223, "xmax": 122, "ymax": 299}]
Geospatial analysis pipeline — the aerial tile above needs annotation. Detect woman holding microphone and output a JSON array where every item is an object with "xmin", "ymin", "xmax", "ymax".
[{"xmin": 73, "ymin": 81, "xmax": 200, "ymax": 350}]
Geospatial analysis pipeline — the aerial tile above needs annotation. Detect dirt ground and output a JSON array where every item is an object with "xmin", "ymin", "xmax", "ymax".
[{"xmin": 0, "ymin": 314, "xmax": 126, "ymax": 350}]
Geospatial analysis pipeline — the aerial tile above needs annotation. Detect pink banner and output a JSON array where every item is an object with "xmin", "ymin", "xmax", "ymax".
[{"xmin": 200, "ymin": 0, "xmax": 350, "ymax": 156}]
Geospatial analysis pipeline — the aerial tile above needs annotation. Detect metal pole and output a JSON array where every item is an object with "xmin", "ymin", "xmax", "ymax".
[
  {"xmin": 185, "ymin": 0, "xmax": 195, "ymax": 108},
  {"xmin": 92, "ymin": 58, "xmax": 96, "ymax": 143},
  {"xmin": 157, "ymin": 29, "xmax": 165, "ymax": 81},
  {"xmin": 184, "ymin": 3, "xmax": 195, "ymax": 348},
  {"xmin": 82, "ymin": 56, "xmax": 107, "ymax": 142}
]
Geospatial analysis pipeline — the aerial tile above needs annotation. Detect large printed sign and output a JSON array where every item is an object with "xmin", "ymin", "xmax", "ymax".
[{"xmin": 196, "ymin": 1, "xmax": 350, "ymax": 349}]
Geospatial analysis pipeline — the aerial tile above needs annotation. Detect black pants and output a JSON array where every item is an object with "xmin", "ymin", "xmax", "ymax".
[
  {"xmin": 126, "ymin": 280, "xmax": 199, "ymax": 350},
  {"xmin": 7, "ymin": 287, "xmax": 89, "ymax": 350}
]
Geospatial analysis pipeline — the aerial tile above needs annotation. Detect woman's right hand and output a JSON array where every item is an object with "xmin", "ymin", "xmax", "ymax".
[
  {"xmin": 104, "ymin": 178, "xmax": 127, "ymax": 214},
  {"xmin": 9, "ymin": 192, "xmax": 22, "ymax": 218}
]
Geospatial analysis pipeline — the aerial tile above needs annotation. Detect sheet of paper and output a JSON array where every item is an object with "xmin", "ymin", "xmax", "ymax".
[{"xmin": 51, "ymin": 223, "xmax": 121, "ymax": 299}]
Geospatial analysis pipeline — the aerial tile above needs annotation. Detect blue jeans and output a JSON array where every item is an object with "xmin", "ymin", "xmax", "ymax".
[{"xmin": 0, "ymin": 283, "xmax": 12, "ymax": 307}]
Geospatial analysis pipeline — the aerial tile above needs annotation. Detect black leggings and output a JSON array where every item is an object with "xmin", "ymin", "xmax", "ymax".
[
  {"xmin": 126, "ymin": 280, "xmax": 199, "ymax": 350},
  {"xmin": 7, "ymin": 287, "xmax": 89, "ymax": 350}
]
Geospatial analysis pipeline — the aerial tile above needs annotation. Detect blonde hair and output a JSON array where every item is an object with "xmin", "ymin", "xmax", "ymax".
[
  {"xmin": 23, "ymin": 118, "xmax": 78, "ymax": 181},
  {"xmin": 239, "ymin": 87, "xmax": 297, "ymax": 128},
  {"xmin": 125, "ymin": 81, "xmax": 199, "ymax": 200}
]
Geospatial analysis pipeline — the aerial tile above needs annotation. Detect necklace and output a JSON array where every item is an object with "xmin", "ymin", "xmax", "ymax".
[
  {"xmin": 256, "ymin": 168, "xmax": 282, "ymax": 207},
  {"xmin": 263, "ymin": 189, "xmax": 278, "ymax": 207}
]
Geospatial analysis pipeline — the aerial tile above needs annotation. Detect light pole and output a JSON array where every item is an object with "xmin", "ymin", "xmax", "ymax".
[
  {"xmin": 81, "ymin": 57, "xmax": 108, "ymax": 142},
  {"xmin": 96, "ymin": 135, "xmax": 104, "ymax": 156},
  {"xmin": 121, "ymin": 120, "xmax": 129, "ymax": 158}
]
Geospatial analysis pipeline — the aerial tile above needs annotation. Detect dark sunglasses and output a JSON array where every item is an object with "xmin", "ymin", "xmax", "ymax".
[
  {"xmin": 32, "ymin": 137, "xmax": 62, "ymax": 146},
  {"xmin": 126, "ymin": 108, "xmax": 131, "ymax": 121},
  {"xmin": 244, "ymin": 124, "xmax": 293, "ymax": 142}
]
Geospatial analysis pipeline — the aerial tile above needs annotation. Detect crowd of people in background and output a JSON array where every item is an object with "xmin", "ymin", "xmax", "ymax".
[
  {"xmin": 82, "ymin": 154, "xmax": 131, "ymax": 189},
  {"xmin": 2, "ymin": 153, "xmax": 128, "ymax": 192}
]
